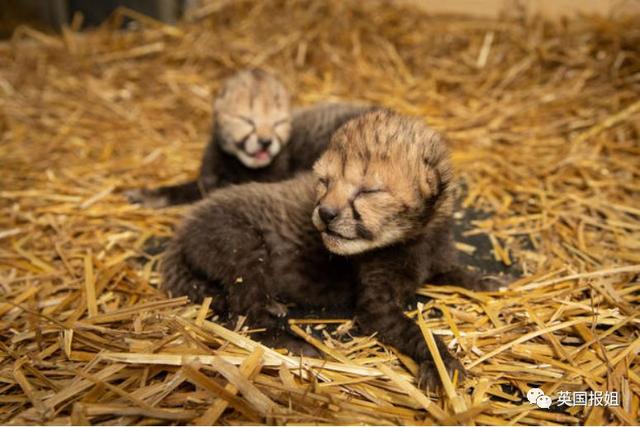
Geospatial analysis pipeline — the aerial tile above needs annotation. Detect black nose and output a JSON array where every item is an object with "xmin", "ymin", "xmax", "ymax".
[
  {"xmin": 318, "ymin": 206, "xmax": 338, "ymax": 225},
  {"xmin": 258, "ymin": 138, "xmax": 272, "ymax": 149}
]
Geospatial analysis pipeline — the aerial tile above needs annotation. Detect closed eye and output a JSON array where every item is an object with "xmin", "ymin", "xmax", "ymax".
[
  {"xmin": 273, "ymin": 118, "xmax": 290, "ymax": 127},
  {"xmin": 357, "ymin": 188, "xmax": 384, "ymax": 196},
  {"xmin": 228, "ymin": 115, "xmax": 256, "ymax": 127}
]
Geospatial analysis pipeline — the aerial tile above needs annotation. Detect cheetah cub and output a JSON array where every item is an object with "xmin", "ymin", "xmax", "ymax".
[
  {"xmin": 128, "ymin": 68, "xmax": 373, "ymax": 207},
  {"xmin": 161, "ymin": 109, "xmax": 499, "ymax": 389}
]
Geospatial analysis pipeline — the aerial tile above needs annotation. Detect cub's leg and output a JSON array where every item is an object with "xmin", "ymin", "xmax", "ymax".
[
  {"xmin": 221, "ymin": 263, "xmax": 318, "ymax": 356},
  {"xmin": 164, "ymin": 214, "xmax": 315, "ymax": 355},
  {"xmin": 223, "ymin": 261, "xmax": 279, "ymax": 331},
  {"xmin": 174, "ymin": 219, "xmax": 278, "ymax": 329},
  {"xmin": 430, "ymin": 265, "xmax": 508, "ymax": 291},
  {"xmin": 429, "ymin": 235, "xmax": 508, "ymax": 291},
  {"xmin": 224, "ymin": 273, "xmax": 318, "ymax": 356},
  {"xmin": 356, "ymin": 257, "xmax": 464, "ymax": 391},
  {"xmin": 160, "ymin": 239, "xmax": 229, "ymax": 317},
  {"xmin": 126, "ymin": 181, "xmax": 203, "ymax": 208}
]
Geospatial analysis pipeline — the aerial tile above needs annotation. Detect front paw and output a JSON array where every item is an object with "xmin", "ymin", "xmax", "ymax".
[
  {"xmin": 475, "ymin": 274, "xmax": 512, "ymax": 291},
  {"xmin": 260, "ymin": 333, "xmax": 320, "ymax": 357},
  {"xmin": 200, "ymin": 175, "xmax": 218, "ymax": 191},
  {"xmin": 417, "ymin": 355, "xmax": 465, "ymax": 391},
  {"xmin": 266, "ymin": 299, "xmax": 288, "ymax": 318},
  {"xmin": 124, "ymin": 188, "xmax": 169, "ymax": 208}
]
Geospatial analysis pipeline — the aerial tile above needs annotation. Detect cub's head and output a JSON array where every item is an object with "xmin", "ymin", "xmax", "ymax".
[
  {"xmin": 312, "ymin": 110, "xmax": 454, "ymax": 255},
  {"xmin": 214, "ymin": 69, "xmax": 292, "ymax": 169}
]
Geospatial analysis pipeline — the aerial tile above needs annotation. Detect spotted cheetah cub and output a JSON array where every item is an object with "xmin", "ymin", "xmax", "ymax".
[
  {"xmin": 128, "ymin": 68, "xmax": 372, "ymax": 207},
  {"xmin": 161, "ymin": 109, "xmax": 499, "ymax": 389}
]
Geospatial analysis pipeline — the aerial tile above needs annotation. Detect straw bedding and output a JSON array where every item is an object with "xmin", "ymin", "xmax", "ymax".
[{"xmin": 1, "ymin": 1, "xmax": 639, "ymax": 425}]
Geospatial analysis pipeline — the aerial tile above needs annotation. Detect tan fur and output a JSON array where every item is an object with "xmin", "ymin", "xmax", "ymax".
[
  {"xmin": 215, "ymin": 69, "xmax": 292, "ymax": 168},
  {"xmin": 312, "ymin": 109, "xmax": 454, "ymax": 255}
]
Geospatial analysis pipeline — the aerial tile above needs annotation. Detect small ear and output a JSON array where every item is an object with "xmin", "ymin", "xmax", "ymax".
[
  {"xmin": 216, "ymin": 84, "xmax": 228, "ymax": 100},
  {"xmin": 419, "ymin": 161, "xmax": 441, "ymax": 198},
  {"xmin": 312, "ymin": 156, "xmax": 325, "ymax": 174},
  {"xmin": 213, "ymin": 85, "xmax": 228, "ymax": 111}
]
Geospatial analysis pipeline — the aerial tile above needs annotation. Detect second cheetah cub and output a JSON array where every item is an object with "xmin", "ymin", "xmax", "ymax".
[{"xmin": 161, "ymin": 109, "xmax": 499, "ymax": 389}]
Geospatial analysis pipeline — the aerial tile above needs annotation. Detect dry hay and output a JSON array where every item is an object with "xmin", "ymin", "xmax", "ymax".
[{"xmin": 1, "ymin": 1, "xmax": 640, "ymax": 425}]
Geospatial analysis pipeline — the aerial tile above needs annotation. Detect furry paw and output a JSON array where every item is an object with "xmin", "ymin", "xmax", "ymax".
[
  {"xmin": 266, "ymin": 299, "xmax": 288, "ymax": 318},
  {"xmin": 417, "ymin": 355, "xmax": 465, "ymax": 391},
  {"xmin": 124, "ymin": 188, "xmax": 169, "ymax": 208},
  {"xmin": 475, "ymin": 274, "xmax": 512, "ymax": 291},
  {"xmin": 141, "ymin": 235, "xmax": 171, "ymax": 256},
  {"xmin": 282, "ymin": 337, "xmax": 321, "ymax": 357},
  {"xmin": 212, "ymin": 295, "xmax": 229, "ymax": 317},
  {"xmin": 261, "ymin": 333, "xmax": 320, "ymax": 357}
]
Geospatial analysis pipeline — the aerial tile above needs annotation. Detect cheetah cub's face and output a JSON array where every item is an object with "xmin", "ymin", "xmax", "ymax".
[
  {"xmin": 215, "ymin": 69, "xmax": 292, "ymax": 169},
  {"xmin": 312, "ymin": 110, "xmax": 453, "ymax": 255}
]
